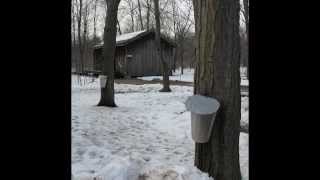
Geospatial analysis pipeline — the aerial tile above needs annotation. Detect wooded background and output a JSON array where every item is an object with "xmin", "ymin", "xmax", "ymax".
[{"xmin": 71, "ymin": 0, "xmax": 248, "ymax": 76}]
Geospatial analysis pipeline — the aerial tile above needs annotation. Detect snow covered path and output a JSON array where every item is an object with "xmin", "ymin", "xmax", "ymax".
[{"xmin": 72, "ymin": 77, "xmax": 248, "ymax": 180}]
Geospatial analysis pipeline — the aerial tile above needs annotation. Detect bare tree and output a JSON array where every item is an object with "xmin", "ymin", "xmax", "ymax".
[
  {"xmin": 72, "ymin": 0, "xmax": 78, "ymax": 72},
  {"xmin": 83, "ymin": 1, "xmax": 89, "ymax": 70},
  {"xmin": 175, "ymin": 0, "xmax": 193, "ymax": 74},
  {"xmin": 72, "ymin": 0, "xmax": 77, "ymax": 48},
  {"xmin": 137, "ymin": 0, "xmax": 144, "ymax": 30},
  {"xmin": 193, "ymin": 0, "xmax": 242, "ymax": 180},
  {"xmin": 97, "ymin": 0, "xmax": 121, "ymax": 107},
  {"xmin": 145, "ymin": 0, "xmax": 151, "ymax": 30},
  {"xmin": 76, "ymin": 0, "xmax": 85, "ymax": 73},
  {"xmin": 243, "ymin": 0, "xmax": 249, "ymax": 79},
  {"xmin": 171, "ymin": 0, "xmax": 177, "ymax": 72},
  {"xmin": 124, "ymin": 0, "xmax": 136, "ymax": 32},
  {"xmin": 93, "ymin": 0, "xmax": 99, "ymax": 42},
  {"xmin": 154, "ymin": 0, "xmax": 171, "ymax": 92},
  {"xmin": 164, "ymin": 0, "xmax": 194, "ymax": 73}
]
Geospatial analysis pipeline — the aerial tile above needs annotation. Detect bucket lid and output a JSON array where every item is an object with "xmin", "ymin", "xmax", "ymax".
[{"xmin": 185, "ymin": 95, "xmax": 220, "ymax": 115}]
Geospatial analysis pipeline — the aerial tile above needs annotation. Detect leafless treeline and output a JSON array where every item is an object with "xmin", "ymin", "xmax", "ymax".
[{"xmin": 71, "ymin": 0, "xmax": 248, "ymax": 77}]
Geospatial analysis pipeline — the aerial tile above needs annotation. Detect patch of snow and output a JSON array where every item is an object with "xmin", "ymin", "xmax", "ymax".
[
  {"xmin": 239, "ymin": 133, "xmax": 249, "ymax": 180},
  {"xmin": 138, "ymin": 68, "xmax": 249, "ymax": 87},
  {"xmin": 139, "ymin": 164, "xmax": 213, "ymax": 180},
  {"xmin": 241, "ymin": 79, "xmax": 249, "ymax": 86},
  {"xmin": 72, "ymin": 75, "xmax": 248, "ymax": 180},
  {"xmin": 138, "ymin": 68, "xmax": 194, "ymax": 83}
]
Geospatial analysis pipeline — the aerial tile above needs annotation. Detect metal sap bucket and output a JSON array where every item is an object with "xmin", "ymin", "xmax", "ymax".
[
  {"xmin": 99, "ymin": 75, "xmax": 108, "ymax": 88},
  {"xmin": 185, "ymin": 95, "xmax": 220, "ymax": 143}
]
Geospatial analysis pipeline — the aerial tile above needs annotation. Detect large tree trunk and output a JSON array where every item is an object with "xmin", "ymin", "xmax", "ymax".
[
  {"xmin": 243, "ymin": 0, "xmax": 249, "ymax": 80},
  {"xmin": 72, "ymin": 0, "xmax": 77, "ymax": 71},
  {"xmin": 154, "ymin": 0, "xmax": 171, "ymax": 92},
  {"xmin": 172, "ymin": 0, "xmax": 177, "ymax": 72},
  {"xmin": 193, "ymin": 0, "xmax": 241, "ymax": 180},
  {"xmin": 77, "ymin": 0, "xmax": 84, "ymax": 73},
  {"xmin": 180, "ymin": 50, "xmax": 184, "ymax": 75},
  {"xmin": 97, "ymin": 0, "xmax": 120, "ymax": 107},
  {"xmin": 93, "ymin": 0, "xmax": 98, "ymax": 42},
  {"xmin": 72, "ymin": 0, "xmax": 76, "ymax": 48},
  {"xmin": 83, "ymin": 3, "xmax": 89, "ymax": 71},
  {"xmin": 179, "ymin": 36, "xmax": 184, "ymax": 75},
  {"xmin": 173, "ymin": 47, "xmax": 177, "ymax": 72}
]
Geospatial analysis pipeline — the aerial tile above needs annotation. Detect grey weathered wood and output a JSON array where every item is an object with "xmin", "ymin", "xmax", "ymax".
[{"xmin": 94, "ymin": 31, "xmax": 175, "ymax": 77}]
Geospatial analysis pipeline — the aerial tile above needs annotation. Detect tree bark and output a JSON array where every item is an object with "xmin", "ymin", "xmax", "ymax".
[
  {"xmin": 83, "ymin": 3, "xmax": 89, "ymax": 71},
  {"xmin": 77, "ymin": 0, "xmax": 84, "ymax": 73},
  {"xmin": 243, "ymin": 0, "xmax": 249, "ymax": 80},
  {"xmin": 193, "ymin": 0, "xmax": 241, "ymax": 180},
  {"xmin": 172, "ymin": 0, "xmax": 177, "ymax": 73},
  {"xmin": 72, "ymin": 0, "xmax": 76, "ymax": 48},
  {"xmin": 93, "ymin": 0, "xmax": 98, "ymax": 42},
  {"xmin": 154, "ymin": 0, "xmax": 171, "ymax": 92},
  {"xmin": 173, "ymin": 47, "xmax": 177, "ymax": 72},
  {"xmin": 97, "ymin": 0, "xmax": 120, "ymax": 107},
  {"xmin": 179, "ymin": 36, "xmax": 184, "ymax": 75},
  {"xmin": 72, "ymin": 0, "xmax": 77, "ymax": 71}
]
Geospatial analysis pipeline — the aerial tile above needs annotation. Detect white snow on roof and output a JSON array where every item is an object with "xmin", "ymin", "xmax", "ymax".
[
  {"xmin": 116, "ymin": 30, "xmax": 146, "ymax": 42},
  {"xmin": 95, "ymin": 30, "xmax": 147, "ymax": 47}
]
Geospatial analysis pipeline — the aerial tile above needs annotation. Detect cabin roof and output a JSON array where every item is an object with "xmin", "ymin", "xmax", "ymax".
[{"xmin": 94, "ymin": 29, "xmax": 176, "ymax": 49}]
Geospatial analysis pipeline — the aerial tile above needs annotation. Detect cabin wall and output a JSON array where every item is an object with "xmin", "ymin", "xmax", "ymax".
[
  {"xmin": 126, "ymin": 36, "xmax": 156, "ymax": 76},
  {"xmin": 93, "ymin": 35, "xmax": 174, "ymax": 77},
  {"xmin": 126, "ymin": 36, "xmax": 174, "ymax": 77}
]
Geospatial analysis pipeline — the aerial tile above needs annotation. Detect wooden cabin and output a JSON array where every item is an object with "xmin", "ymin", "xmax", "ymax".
[{"xmin": 93, "ymin": 30, "xmax": 176, "ymax": 77}]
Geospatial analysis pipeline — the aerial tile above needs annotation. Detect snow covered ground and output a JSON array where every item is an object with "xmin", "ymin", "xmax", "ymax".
[
  {"xmin": 138, "ymin": 68, "xmax": 249, "ymax": 86},
  {"xmin": 138, "ymin": 68, "xmax": 194, "ymax": 83},
  {"xmin": 72, "ymin": 76, "xmax": 249, "ymax": 180}
]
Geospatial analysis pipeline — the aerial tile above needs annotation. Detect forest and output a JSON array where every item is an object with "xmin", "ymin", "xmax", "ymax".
[{"xmin": 72, "ymin": 0, "xmax": 249, "ymax": 180}]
